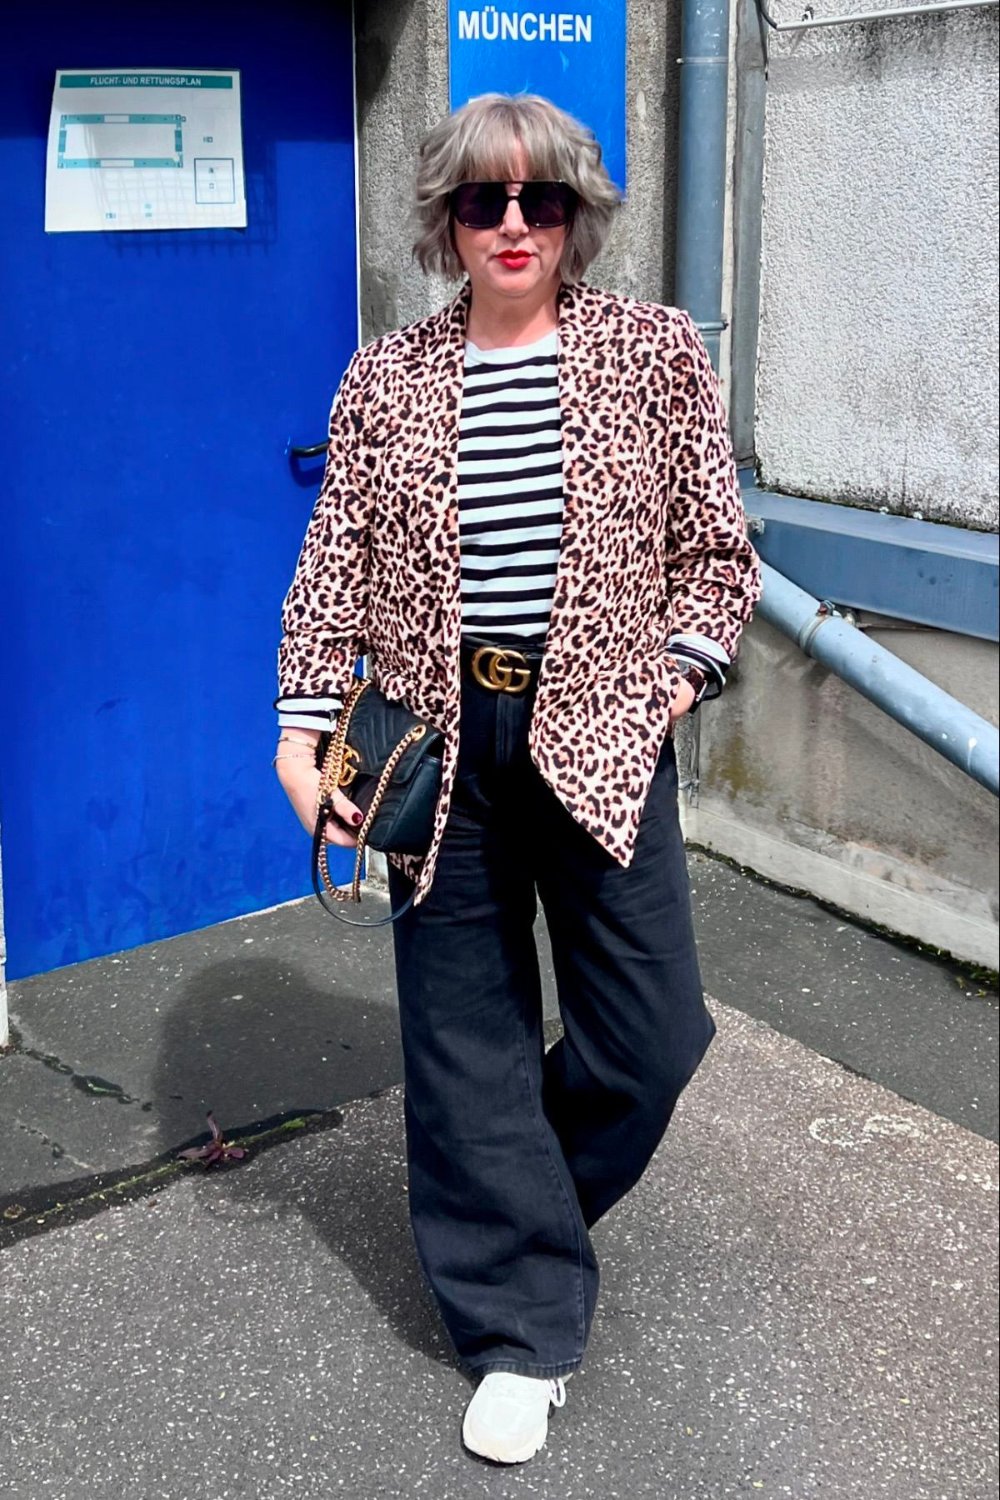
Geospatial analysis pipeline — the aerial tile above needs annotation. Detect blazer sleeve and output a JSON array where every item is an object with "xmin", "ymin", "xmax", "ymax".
[
  {"xmin": 658, "ymin": 312, "xmax": 762, "ymax": 691},
  {"xmin": 276, "ymin": 351, "xmax": 375, "ymax": 720}
]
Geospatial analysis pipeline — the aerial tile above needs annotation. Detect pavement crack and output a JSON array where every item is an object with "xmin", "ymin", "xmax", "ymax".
[
  {"xmin": 0, "ymin": 1106, "xmax": 345, "ymax": 1252},
  {"xmin": 13, "ymin": 1118, "xmax": 99, "ymax": 1173},
  {"xmin": 70, "ymin": 1072, "xmax": 142, "ymax": 1105},
  {"xmin": 13, "ymin": 1032, "xmax": 150, "ymax": 1109}
]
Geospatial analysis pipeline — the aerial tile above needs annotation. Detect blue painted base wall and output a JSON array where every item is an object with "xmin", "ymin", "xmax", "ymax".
[{"xmin": 0, "ymin": 2, "xmax": 358, "ymax": 979}]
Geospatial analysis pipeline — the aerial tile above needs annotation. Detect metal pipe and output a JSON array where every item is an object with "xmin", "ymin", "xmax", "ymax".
[
  {"xmin": 757, "ymin": 562, "xmax": 1000, "ymax": 795},
  {"xmin": 675, "ymin": 0, "xmax": 732, "ymax": 372},
  {"xmin": 756, "ymin": 0, "xmax": 997, "ymax": 34}
]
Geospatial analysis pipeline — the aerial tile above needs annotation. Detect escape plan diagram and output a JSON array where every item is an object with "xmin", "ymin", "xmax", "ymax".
[{"xmin": 45, "ymin": 70, "xmax": 246, "ymax": 232}]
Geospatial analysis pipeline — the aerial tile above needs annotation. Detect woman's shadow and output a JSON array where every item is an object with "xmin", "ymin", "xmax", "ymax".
[{"xmin": 153, "ymin": 926, "xmax": 459, "ymax": 1373}]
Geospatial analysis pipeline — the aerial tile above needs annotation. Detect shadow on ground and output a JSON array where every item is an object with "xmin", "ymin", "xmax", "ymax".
[
  {"xmin": 150, "ymin": 940, "xmax": 454, "ymax": 1370},
  {"xmin": 151, "ymin": 953, "xmax": 404, "ymax": 1145}
]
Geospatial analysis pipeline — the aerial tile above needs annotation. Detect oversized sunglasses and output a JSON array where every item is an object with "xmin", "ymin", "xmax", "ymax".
[{"xmin": 449, "ymin": 180, "xmax": 577, "ymax": 230}]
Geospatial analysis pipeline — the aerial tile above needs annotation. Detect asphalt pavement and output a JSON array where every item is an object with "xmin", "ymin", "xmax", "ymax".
[{"xmin": 1, "ymin": 855, "xmax": 997, "ymax": 1499}]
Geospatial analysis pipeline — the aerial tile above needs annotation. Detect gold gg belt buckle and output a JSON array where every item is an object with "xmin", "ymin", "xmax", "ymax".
[{"xmin": 470, "ymin": 645, "xmax": 532, "ymax": 694}]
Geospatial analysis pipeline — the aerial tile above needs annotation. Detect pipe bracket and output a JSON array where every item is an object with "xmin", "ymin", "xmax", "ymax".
[{"xmin": 798, "ymin": 600, "xmax": 839, "ymax": 655}]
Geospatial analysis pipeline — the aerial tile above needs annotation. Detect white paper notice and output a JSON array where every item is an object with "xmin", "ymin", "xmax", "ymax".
[{"xmin": 45, "ymin": 69, "xmax": 246, "ymax": 232}]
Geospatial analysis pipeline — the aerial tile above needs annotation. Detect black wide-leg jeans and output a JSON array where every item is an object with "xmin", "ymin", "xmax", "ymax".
[{"xmin": 388, "ymin": 656, "xmax": 715, "ymax": 1379}]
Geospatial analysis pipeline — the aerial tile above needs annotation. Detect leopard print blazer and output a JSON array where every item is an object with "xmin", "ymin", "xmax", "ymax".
[{"xmin": 278, "ymin": 280, "xmax": 762, "ymax": 904}]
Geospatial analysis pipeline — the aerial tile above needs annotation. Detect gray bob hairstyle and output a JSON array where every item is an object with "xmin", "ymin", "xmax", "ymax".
[{"xmin": 413, "ymin": 94, "xmax": 621, "ymax": 283}]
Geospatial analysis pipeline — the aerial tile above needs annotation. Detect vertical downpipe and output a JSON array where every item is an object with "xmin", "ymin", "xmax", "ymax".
[
  {"xmin": 673, "ymin": 0, "xmax": 733, "ymax": 811},
  {"xmin": 675, "ymin": 0, "xmax": 732, "ymax": 373}
]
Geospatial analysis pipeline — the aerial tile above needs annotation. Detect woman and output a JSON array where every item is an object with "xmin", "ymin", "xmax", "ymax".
[{"xmin": 275, "ymin": 94, "xmax": 761, "ymax": 1465}]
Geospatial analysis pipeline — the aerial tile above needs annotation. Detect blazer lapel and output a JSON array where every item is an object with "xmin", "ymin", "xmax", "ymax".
[
  {"xmin": 548, "ymin": 281, "xmax": 617, "ymax": 652},
  {"xmin": 410, "ymin": 285, "xmax": 468, "ymax": 693},
  {"xmin": 408, "ymin": 283, "xmax": 468, "ymax": 534}
]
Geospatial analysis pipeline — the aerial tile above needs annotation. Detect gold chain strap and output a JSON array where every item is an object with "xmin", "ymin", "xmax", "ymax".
[
  {"xmin": 315, "ymin": 681, "xmax": 427, "ymax": 905},
  {"xmin": 316, "ymin": 680, "xmax": 363, "ymax": 815}
]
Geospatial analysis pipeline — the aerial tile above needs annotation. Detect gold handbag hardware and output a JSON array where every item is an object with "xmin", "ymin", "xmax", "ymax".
[
  {"xmin": 337, "ymin": 744, "xmax": 361, "ymax": 789},
  {"xmin": 315, "ymin": 681, "xmax": 428, "ymax": 908}
]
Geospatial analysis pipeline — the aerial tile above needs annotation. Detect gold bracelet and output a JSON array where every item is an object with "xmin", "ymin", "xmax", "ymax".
[
  {"xmin": 277, "ymin": 734, "xmax": 320, "ymax": 747},
  {"xmin": 272, "ymin": 751, "xmax": 315, "ymax": 767}
]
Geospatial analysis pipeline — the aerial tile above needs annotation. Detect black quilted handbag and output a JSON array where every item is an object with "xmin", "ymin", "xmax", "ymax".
[{"xmin": 311, "ymin": 679, "xmax": 443, "ymax": 926}]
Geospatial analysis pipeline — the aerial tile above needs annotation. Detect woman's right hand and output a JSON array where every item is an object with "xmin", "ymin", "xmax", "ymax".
[{"xmin": 276, "ymin": 758, "xmax": 364, "ymax": 848}]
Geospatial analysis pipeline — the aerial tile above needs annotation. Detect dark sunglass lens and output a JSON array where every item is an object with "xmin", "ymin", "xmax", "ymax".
[
  {"xmin": 451, "ymin": 182, "xmax": 506, "ymax": 228},
  {"xmin": 519, "ymin": 181, "xmax": 576, "ymax": 227}
]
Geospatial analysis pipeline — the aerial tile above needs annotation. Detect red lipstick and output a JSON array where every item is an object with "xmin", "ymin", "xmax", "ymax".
[{"xmin": 496, "ymin": 251, "xmax": 532, "ymax": 268}]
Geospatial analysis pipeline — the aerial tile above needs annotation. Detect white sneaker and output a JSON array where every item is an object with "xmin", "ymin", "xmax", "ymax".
[{"xmin": 462, "ymin": 1372, "xmax": 567, "ymax": 1464}]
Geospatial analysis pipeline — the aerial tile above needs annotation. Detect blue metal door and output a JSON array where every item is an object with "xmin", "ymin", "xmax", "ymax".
[{"xmin": 0, "ymin": 2, "xmax": 358, "ymax": 978}]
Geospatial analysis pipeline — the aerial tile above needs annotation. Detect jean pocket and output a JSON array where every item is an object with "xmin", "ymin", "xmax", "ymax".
[{"xmin": 447, "ymin": 766, "xmax": 494, "ymax": 827}]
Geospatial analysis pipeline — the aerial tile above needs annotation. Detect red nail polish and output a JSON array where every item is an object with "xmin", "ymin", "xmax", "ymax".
[{"xmin": 352, "ymin": 812, "xmax": 364, "ymax": 825}]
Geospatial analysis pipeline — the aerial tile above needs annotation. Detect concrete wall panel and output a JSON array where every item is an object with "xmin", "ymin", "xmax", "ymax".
[
  {"xmin": 755, "ymin": 12, "xmax": 999, "ymax": 530},
  {"xmin": 690, "ymin": 617, "xmax": 1000, "ymax": 965}
]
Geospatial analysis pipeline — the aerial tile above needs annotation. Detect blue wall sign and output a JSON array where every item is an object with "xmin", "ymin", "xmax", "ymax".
[{"xmin": 448, "ymin": 1, "xmax": 626, "ymax": 192}]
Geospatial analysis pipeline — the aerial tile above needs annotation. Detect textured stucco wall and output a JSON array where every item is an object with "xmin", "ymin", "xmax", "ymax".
[
  {"xmin": 755, "ymin": 10, "xmax": 999, "ymax": 530},
  {"xmin": 354, "ymin": 0, "xmax": 681, "ymax": 342}
]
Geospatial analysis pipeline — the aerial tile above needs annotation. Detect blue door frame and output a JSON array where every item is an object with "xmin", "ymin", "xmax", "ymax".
[{"xmin": 1, "ymin": 2, "xmax": 358, "ymax": 979}]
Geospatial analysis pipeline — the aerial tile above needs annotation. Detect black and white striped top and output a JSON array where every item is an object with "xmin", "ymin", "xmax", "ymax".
[{"xmin": 457, "ymin": 330, "xmax": 563, "ymax": 641}]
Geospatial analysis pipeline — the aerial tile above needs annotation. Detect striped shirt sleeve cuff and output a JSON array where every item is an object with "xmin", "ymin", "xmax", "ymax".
[
  {"xmin": 274, "ymin": 695, "xmax": 342, "ymax": 732},
  {"xmin": 666, "ymin": 633, "xmax": 731, "ymax": 698}
]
